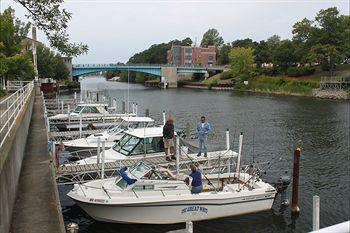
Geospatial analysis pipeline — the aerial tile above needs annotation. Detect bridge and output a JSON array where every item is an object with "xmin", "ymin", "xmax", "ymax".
[{"xmin": 72, "ymin": 64, "xmax": 226, "ymax": 87}]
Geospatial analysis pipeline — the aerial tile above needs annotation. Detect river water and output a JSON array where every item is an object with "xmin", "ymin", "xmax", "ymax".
[{"xmin": 59, "ymin": 77, "xmax": 349, "ymax": 233}]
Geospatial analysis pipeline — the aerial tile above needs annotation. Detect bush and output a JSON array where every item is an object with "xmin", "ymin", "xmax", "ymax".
[
  {"xmin": 64, "ymin": 80, "xmax": 80, "ymax": 88},
  {"xmin": 220, "ymin": 70, "xmax": 235, "ymax": 80},
  {"xmin": 258, "ymin": 67, "xmax": 280, "ymax": 76},
  {"xmin": 286, "ymin": 66, "xmax": 315, "ymax": 77},
  {"xmin": 0, "ymin": 89, "xmax": 6, "ymax": 99}
]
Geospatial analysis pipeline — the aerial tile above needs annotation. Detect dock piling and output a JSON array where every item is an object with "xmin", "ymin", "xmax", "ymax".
[
  {"xmin": 135, "ymin": 103, "xmax": 138, "ymax": 116},
  {"xmin": 163, "ymin": 111, "xmax": 166, "ymax": 125},
  {"xmin": 236, "ymin": 133, "xmax": 243, "ymax": 178},
  {"xmin": 79, "ymin": 114, "xmax": 82, "ymax": 138},
  {"xmin": 145, "ymin": 109, "xmax": 150, "ymax": 117},
  {"xmin": 226, "ymin": 129, "xmax": 230, "ymax": 151},
  {"xmin": 176, "ymin": 136, "xmax": 180, "ymax": 176},
  {"xmin": 291, "ymin": 148, "xmax": 301, "ymax": 214},
  {"xmin": 313, "ymin": 195, "xmax": 320, "ymax": 230},
  {"xmin": 101, "ymin": 141, "xmax": 105, "ymax": 179},
  {"xmin": 97, "ymin": 137, "xmax": 101, "ymax": 164}
]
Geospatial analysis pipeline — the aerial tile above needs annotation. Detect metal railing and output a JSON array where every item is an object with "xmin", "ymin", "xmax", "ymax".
[
  {"xmin": 0, "ymin": 81, "xmax": 34, "ymax": 150},
  {"xmin": 6, "ymin": 80, "xmax": 32, "ymax": 91},
  {"xmin": 72, "ymin": 63, "xmax": 226, "ymax": 70}
]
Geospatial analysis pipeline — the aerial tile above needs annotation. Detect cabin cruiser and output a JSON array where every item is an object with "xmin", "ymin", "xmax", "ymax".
[
  {"xmin": 63, "ymin": 117, "xmax": 155, "ymax": 151},
  {"xmin": 67, "ymin": 161, "xmax": 277, "ymax": 224},
  {"xmin": 67, "ymin": 127, "xmax": 237, "ymax": 166},
  {"xmin": 49, "ymin": 103, "xmax": 136, "ymax": 131}
]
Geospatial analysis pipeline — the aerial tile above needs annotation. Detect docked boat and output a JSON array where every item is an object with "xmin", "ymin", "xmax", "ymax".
[
  {"xmin": 49, "ymin": 103, "xmax": 136, "ymax": 131},
  {"xmin": 63, "ymin": 116, "xmax": 155, "ymax": 151},
  {"xmin": 67, "ymin": 161, "xmax": 277, "ymax": 224},
  {"xmin": 67, "ymin": 127, "xmax": 236, "ymax": 166}
]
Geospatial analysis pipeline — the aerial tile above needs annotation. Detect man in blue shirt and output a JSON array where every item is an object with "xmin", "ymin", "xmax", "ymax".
[
  {"xmin": 188, "ymin": 164, "xmax": 202, "ymax": 194},
  {"xmin": 196, "ymin": 116, "xmax": 211, "ymax": 157}
]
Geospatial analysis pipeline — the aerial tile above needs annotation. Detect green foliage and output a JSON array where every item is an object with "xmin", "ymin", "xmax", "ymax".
[
  {"xmin": 258, "ymin": 67, "xmax": 280, "ymax": 76},
  {"xmin": 16, "ymin": 0, "xmax": 88, "ymax": 57},
  {"xmin": 228, "ymin": 47, "xmax": 255, "ymax": 78},
  {"xmin": 272, "ymin": 40, "xmax": 296, "ymax": 71},
  {"xmin": 35, "ymin": 44, "xmax": 69, "ymax": 80},
  {"xmin": 200, "ymin": 28, "xmax": 223, "ymax": 48},
  {"xmin": 129, "ymin": 43, "xmax": 171, "ymax": 64},
  {"xmin": 220, "ymin": 70, "xmax": 235, "ymax": 80},
  {"xmin": 5, "ymin": 54, "xmax": 35, "ymax": 80},
  {"xmin": 236, "ymin": 76, "xmax": 318, "ymax": 94},
  {"xmin": 64, "ymin": 80, "xmax": 79, "ymax": 87},
  {"xmin": 0, "ymin": 7, "xmax": 31, "ymax": 57},
  {"xmin": 286, "ymin": 66, "xmax": 316, "ymax": 77},
  {"xmin": 0, "ymin": 89, "xmax": 6, "ymax": 99},
  {"xmin": 217, "ymin": 43, "xmax": 231, "ymax": 65}
]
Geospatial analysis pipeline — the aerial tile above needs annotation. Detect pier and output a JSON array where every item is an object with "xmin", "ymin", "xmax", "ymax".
[{"xmin": 0, "ymin": 82, "xmax": 65, "ymax": 233}]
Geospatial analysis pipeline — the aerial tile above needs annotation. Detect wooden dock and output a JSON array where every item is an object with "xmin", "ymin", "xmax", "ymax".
[{"xmin": 320, "ymin": 77, "xmax": 350, "ymax": 89}]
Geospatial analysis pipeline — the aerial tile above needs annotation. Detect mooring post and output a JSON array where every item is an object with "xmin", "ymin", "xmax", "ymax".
[
  {"xmin": 74, "ymin": 91, "xmax": 77, "ymax": 102},
  {"xmin": 79, "ymin": 113, "xmax": 82, "ymax": 138},
  {"xmin": 101, "ymin": 141, "xmax": 105, "ymax": 179},
  {"xmin": 68, "ymin": 105, "xmax": 71, "ymax": 127},
  {"xmin": 236, "ymin": 133, "xmax": 243, "ymax": 179},
  {"xmin": 313, "ymin": 195, "xmax": 320, "ymax": 231},
  {"xmin": 97, "ymin": 137, "xmax": 101, "ymax": 164},
  {"xmin": 176, "ymin": 136, "xmax": 180, "ymax": 176},
  {"xmin": 112, "ymin": 98, "xmax": 117, "ymax": 113},
  {"xmin": 122, "ymin": 101, "xmax": 126, "ymax": 113},
  {"xmin": 186, "ymin": 221, "xmax": 193, "ymax": 233},
  {"xmin": 162, "ymin": 111, "xmax": 166, "ymax": 125},
  {"xmin": 226, "ymin": 129, "xmax": 230, "ymax": 151},
  {"xmin": 132, "ymin": 103, "xmax": 135, "ymax": 114},
  {"xmin": 291, "ymin": 148, "xmax": 301, "ymax": 214},
  {"xmin": 145, "ymin": 109, "xmax": 150, "ymax": 117},
  {"xmin": 135, "ymin": 103, "xmax": 138, "ymax": 116}
]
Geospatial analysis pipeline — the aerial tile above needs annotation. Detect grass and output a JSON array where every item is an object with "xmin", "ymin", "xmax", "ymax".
[{"xmin": 236, "ymin": 76, "xmax": 319, "ymax": 95}]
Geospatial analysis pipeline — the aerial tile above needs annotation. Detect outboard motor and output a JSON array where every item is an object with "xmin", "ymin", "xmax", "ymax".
[{"xmin": 275, "ymin": 171, "xmax": 291, "ymax": 206}]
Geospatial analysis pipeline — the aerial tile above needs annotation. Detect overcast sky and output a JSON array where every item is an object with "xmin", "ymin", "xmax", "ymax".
[{"xmin": 1, "ymin": 0, "xmax": 349, "ymax": 63}]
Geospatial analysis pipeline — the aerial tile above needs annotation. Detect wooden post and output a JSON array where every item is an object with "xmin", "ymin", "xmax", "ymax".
[
  {"xmin": 176, "ymin": 136, "xmax": 180, "ymax": 176},
  {"xmin": 291, "ymin": 148, "xmax": 301, "ymax": 214},
  {"xmin": 101, "ymin": 141, "xmax": 105, "ymax": 179},
  {"xmin": 79, "ymin": 113, "xmax": 82, "ymax": 138},
  {"xmin": 97, "ymin": 137, "xmax": 101, "ymax": 164}
]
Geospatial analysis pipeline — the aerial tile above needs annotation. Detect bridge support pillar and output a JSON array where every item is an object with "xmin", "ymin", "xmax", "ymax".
[{"xmin": 161, "ymin": 67, "xmax": 178, "ymax": 88}]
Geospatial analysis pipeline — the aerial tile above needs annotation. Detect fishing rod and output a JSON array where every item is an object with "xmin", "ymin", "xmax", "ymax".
[{"xmin": 178, "ymin": 140, "xmax": 218, "ymax": 192}]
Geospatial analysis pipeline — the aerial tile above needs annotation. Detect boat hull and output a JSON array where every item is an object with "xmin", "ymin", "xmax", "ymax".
[{"xmin": 73, "ymin": 194, "xmax": 275, "ymax": 224}]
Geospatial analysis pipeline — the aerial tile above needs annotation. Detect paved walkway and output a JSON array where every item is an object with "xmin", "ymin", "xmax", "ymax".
[{"xmin": 11, "ymin": 91, "xmax": 65, "ymax": 233}]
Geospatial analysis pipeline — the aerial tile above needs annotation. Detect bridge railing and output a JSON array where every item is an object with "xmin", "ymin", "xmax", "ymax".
[
  {"xmin": 72, "ymin": 63, "xmax": 226, "ymax": 70},
  {"xmin": 0, "ymin": 80, "xmax": 34, "ymax": 150}
]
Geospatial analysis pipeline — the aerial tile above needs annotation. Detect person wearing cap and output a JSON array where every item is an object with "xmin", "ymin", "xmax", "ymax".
[{"xmin": 163, "ymin": 119, "xmax": 175, "ymax": 161}]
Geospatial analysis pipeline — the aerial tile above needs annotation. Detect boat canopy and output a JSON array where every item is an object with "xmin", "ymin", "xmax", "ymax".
[{"xmin": 120, "ymin": 116, "xmax": 154, "ymax": 123}]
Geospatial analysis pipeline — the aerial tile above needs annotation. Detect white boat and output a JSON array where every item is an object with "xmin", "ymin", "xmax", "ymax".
[
  {"xmin": 63, "ymin": 116, "xmax": 155, "ymax": 151},
  {"xmin": 67, "ymin": 161, "xmax": 277, "ymax": 224},
  {"xmin": 49, "ymin": 103, "xmax": 136, "ymax": 131},
  {"xmin": 68, "ymin": 127, "xmax": 236, "ymax": 166}
]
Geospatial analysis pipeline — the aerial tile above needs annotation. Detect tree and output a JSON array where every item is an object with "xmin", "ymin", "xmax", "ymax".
[
  {"xmin": 217, "ymin": 43, "xmax": 231, "ymax": 65},
  {"xmin": 5, "ymin": 54, "xmax": 35, "ymax": 80},
  {"xmin": 228, "ymin": 47, "xmax": 255, "ymax": 79},
  {"xmin": 181, "ymin": 37, "xmax": 193, "ymax": 46},
  {"xmin": 54, "ymin": 54, "xmax": 69, "ymax": 80},
  {"xmin": 231, "ymin": 38, "xmax": 257, "ymax": 49},
  {"xmin": 15, "ymin": 0, "xmax": 88, "ymax": 57},
  {"xmin": 0, "ymin": 7, "xmax": 31, "ymax": 57},
  {"xmin": 266, "ymin": 35, "xmax": 281, "ymax": 48},
  {"xmin": 307, "ymin": 44, "xmax": 342, "ymax": 73},
  {"xmin": 254, "ymin": 40, "xmax": 271, "ymax": 66},
  {"xmin": 200, "ymin": 28, "xmax": 224, "ymax": 48},
  {"xmin": 272, "ymin": 40, "xmax": 296, "ymax": 71}
]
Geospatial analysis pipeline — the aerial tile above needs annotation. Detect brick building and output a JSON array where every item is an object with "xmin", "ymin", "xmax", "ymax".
[{"xmin": 167, "ymin": 45, "xmax": 216, "ymax": 66}]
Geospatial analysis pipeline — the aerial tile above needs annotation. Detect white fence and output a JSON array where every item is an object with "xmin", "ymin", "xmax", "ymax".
[
  {"xmin": 0, "ymin": 81, "xmax": 34, "ymax": 150},
  {"xmin": 6, "ymin": 80, "xmax": 32, "ymax": 91}
]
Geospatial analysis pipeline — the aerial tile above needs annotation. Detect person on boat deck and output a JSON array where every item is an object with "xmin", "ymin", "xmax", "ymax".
[
  {"xmin": 196, "ymin": 116, "xmax": 211, "ymax": 157},
  {"xmin": 163, "ymin": 119, "xmax": 175, "ymax": 161},
  {"xmin": 119, "ymin": 167, "xmax": 137, "ymax": 185},
  {"xmin": 186, "ymin": 164, "xmax": 203, "ymax": 194}
]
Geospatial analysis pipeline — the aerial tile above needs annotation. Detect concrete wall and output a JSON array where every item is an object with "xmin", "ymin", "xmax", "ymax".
[
  {"xmin": 161, "ymin": 67, "xmax": 178, "ymax": 88},
  {"xmin": 0, "ymin": 89, "xmax": 34, "ymax": 233}
]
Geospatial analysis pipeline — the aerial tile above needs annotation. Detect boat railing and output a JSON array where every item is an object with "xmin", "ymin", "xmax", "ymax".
[{"xmin": 0, "ymin": 80, "xmax": 34, "ymax": 150}]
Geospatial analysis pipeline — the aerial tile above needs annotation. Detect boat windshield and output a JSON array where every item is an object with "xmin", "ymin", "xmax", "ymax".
[
  {"xmin": 129, "ymin": 162, "xmax": 152, "ymax": 179},
  {"xmin": 112, "ymin": 134, "xmax": 141, "ymax": 156},
  {"xmin": 73, "ymin": 106, "xmax": 83, "ymax": 114},
  {"xmin": 106, "ymin": 122, "xmax": 141, "ymax": 135}
]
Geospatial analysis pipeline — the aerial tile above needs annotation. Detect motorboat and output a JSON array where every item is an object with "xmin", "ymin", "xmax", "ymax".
[
  {"xmin": 49, "ymin": 103, "xmax": 136, "ymax": 131},
  {"xmin": 67, "ymin": 161, "xmax": 277, "ymax": 224},
  {"xmin": 63, "ymin": 117, "xmax": 155, "ymax": 151},
  {"xmin": 67, "ymin": 127, "xmax": 237, "ymax": 166}
]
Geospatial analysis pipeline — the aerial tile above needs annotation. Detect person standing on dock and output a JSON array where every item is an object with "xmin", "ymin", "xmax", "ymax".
[
  {"xmin": 196, "ymin": 116, "xmax": 211, "ymax": 157},
  {"xmin": 163, "ymin": 119, "xmax": 175, "ymax": 161}
]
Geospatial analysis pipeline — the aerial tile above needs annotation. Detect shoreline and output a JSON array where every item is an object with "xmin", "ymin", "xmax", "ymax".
[{"xmin": 180, "ymin": 85, "xmax": 349, "ymax": 100}]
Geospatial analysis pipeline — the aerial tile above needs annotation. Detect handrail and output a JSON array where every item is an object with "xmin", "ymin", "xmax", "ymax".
[{"xmin": 0, "ymin": 80, "xmax": 34, "ymax": 150}]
